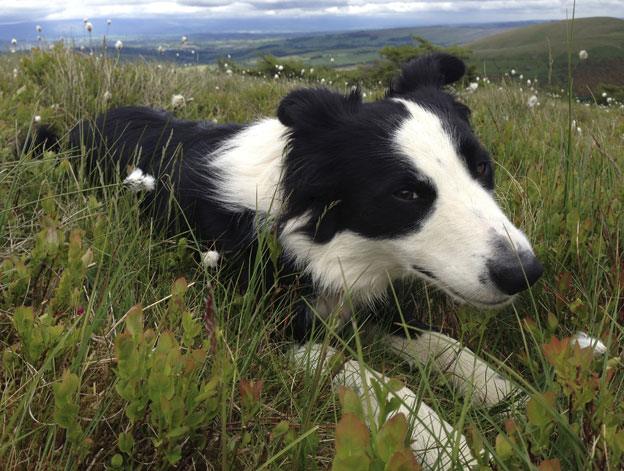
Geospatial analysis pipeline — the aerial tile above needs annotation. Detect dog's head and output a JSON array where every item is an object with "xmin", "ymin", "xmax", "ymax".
[{"xmin": 278, "ymin": 53, "xmax": 542, "ymax": 307}]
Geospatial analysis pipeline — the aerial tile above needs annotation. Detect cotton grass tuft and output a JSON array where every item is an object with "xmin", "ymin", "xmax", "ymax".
[{"xmin": 124, "ymin": 168, "xmax": 156, "ymax": 192}]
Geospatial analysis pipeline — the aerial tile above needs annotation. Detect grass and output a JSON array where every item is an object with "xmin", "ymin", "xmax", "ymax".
[{"xmin": 1, "ymin": 44, "xmax": 623, "ymax": 470}]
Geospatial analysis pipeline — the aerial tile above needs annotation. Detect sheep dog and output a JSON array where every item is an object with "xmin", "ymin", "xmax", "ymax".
[{"xmin": 42, "ymin": 53, "xmax": 543, "ymax": 468}]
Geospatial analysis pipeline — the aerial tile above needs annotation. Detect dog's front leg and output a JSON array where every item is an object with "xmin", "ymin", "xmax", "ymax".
[
  {"xmin": 386, "ymin": 331, "xmax": 519, "ymax": 407},
  {"xmin": 292, "ymin": 344, "xmax": 477, "ymax": 470}
]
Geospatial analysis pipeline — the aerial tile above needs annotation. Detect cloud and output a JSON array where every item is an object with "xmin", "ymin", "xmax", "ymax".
[{"xmin": 1, "ymin": 0, "xmax": 623, "ymax": 22}]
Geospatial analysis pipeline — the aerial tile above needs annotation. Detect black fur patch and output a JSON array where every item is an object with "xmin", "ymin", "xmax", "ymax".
[{"xmin": 70, "ymin": 106, "xmax": 255, "ymax": 252}]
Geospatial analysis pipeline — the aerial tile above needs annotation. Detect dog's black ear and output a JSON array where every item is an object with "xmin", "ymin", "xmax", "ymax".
[
  {"xmin": 387, "ymin": 53, "xmax": 466, "ymax": 96},
  {"xmin": 277, "ymin": 88, "xmax": 361, "ymax": 129}
]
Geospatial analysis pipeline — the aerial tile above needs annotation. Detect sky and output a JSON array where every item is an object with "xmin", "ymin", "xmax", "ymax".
[{"xmin": 2, "ymin": 0, "xmax": 623, "ymax": 24}]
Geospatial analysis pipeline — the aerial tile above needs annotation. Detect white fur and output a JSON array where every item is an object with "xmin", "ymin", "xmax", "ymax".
[
  {"xmin": 209, "ymin": 118, "xmax": 288, "ymax": 214},
  {"xmin": 280, "ymin": 213, "xmax": 406, "ymax": 303},
  {"xmin": 292, "ymin": 343, "xmax": 477, "ymax": 470},
  {"xmin": 387, "ymin": 332, "xmax": 519, "ymax": 407},
  {"xmin": 124, "ymin": 168, "xmax": 155, "ymax": 192}
]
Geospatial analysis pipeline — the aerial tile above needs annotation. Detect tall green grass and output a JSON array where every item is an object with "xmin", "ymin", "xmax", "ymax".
[{"xmin": 1, "ymin": 45, "xmax": 623, "ymax": 469}]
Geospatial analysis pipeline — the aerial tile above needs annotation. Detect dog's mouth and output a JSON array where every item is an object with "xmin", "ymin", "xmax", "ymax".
[{"xmin": 411, "ymin": 265, "xmax": 513, "ymax": 309}]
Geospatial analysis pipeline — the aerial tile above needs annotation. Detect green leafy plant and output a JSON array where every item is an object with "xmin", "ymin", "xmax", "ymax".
[
  {"xmin": 113, "ymin": 296, "xmax": 232, "ymax": 465},
  {"xmin": 53, "ymin": 370, "xmax": 88, "ymax": 450}
]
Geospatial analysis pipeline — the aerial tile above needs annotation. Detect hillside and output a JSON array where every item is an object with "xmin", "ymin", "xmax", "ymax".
[
  {"xmin": 468, "ymin": 17, "xmax": 624, "ymax": 93},
  {"xmin": 222, "ymin": 23, "xmax": 529, "ymax": 66},
  {"xmin": 117, "ymin": 22, "xmax": 530, "ymax": 67}
]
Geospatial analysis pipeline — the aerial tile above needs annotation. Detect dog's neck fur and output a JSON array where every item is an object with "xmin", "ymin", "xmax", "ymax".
[
  {"xmin": 209, "ymin": 118, "xmax": 387, "ymax": 305},
  {"xmin": 209, "ymin": 118, "xmax": 289, "ymax": 215}
]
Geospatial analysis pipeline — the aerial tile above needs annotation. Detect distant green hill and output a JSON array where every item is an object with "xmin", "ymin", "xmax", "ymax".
[
  {"xmin": 468, "ymin": 17, "xmax": 624, "ymax": 94},
  {"xmin": 116, "ymin": 22, "xmax": 534, "ymax": 68}
]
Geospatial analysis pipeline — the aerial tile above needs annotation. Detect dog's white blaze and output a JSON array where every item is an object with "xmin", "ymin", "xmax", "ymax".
[
  {"xmin": 210, "ymin": 118, "xmax": 288, "ymax": 213},
  {"xmin": 390, "ymin": 99, "xmax": 533, "ymax": 305}
]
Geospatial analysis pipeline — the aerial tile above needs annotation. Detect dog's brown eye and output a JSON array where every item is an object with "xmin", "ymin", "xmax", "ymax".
[
  {"xmin": 394, "ymin": 190, "xmax": 419, "ymax": 201},
  {"xmin": 476, "ymin": 162, "xmax": 489, "ymax": 177}
]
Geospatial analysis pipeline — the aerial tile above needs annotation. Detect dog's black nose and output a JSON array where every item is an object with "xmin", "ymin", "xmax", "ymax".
[{"xmin": 487, "ymin": 251, "xmax": 544, "ymax": 295}]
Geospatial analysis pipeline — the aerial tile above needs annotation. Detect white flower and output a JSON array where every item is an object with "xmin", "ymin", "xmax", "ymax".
[
  {"xmin": 103, "ymin": 90, "xmax": 112, "ymax": 101},
  {"xmin": 227, "ymin": 53, "xmax": 231, "ymax": 58},
  {"xmin": 278, "ymin": 65, "xmax": 284, "ymax": 71},
  {"xmin": 36, "ymin": 25, "xmax": 42, "ymax": 33},
  {"xmin": 602, "ymin": 92, "xmax": 608, "ymax": 98},
  {"xmin": 510, "ymin": 69, "xmax": 516, "ymax": 75},
  {"xmin": 362, "ymin": 92, "xmax": 367, "ymax": 98},
  {"xmin": 215, "ymin": 86, "xmax": 219, "ymax": 90},
  {"xmin": 607, "ymin": 97, "xmax": 613, "ymax": 103},
  {"xmin": 519, "ymin": 74, "xmax": 524, "ymax": 80},
  {"xmin": 571, "ymin": 332, "xmax": 607, "ymax": 356},
  {"xmin": 330, "ymin": 57, "xmax": 335, "ymax": 62},
  {"xmin": 34, "ymin": 115, "xmax": 41, "ymax": 123},
  {"xmin": 309, "ymin": 68, "xmax": 314, "ymax": 73},
  {"xmin": 527, "ymin": 95, "xmax": 538, "ymax": 108},
  {"xmin": 124, "ymin": 168, "xmax": 156, "ymax": 192},
  {"xmin": 171, "ymin": 94, "xmax": 185, "ymax": 108},
  {"xmin": 107, "ymin": 19, "xmax": 112, "ymax": 26},
  {"xmin": 157, "ymin": 45, "xmax": 164, "ymax": 54},
  {"xmin": 115, "ymin": 40, "xmax": 123, "ymax": 50},
  {"xmin": 226, "ymin": 69, "xmax": 233, "ymax": 75},
  {"xmin": 181, "ymin": 35, "xmax": 188, "ymax": 44},
  {"xmin": 320, "ymin": 78, "xmax": 326, "ymax": 83},
  {"xmin": 11, "ymin": 38, "xmax": 17, "ymax": 45},
  {"xmin": 175, "ymin": 52, "xmax": 179, "ymax": 57},
  {"xmin": 85, "ymin": 22, "xmax": 93, "ymax": 33},
  {"xmin": 274, "ymin": 74, "xmax": 279, "ymax": 79},
  {"xmin": 12, "ymin": 68, "xmax": 18, "ymax": 78},
  {"xmin": 527, "ymin": 79, "xmax": 531, "ymax": 85},
  {"xmin": 157, "ymin": 64, "xmax": 162, "ymax": 70},
  {"xmin": 201, "ymin": 250, "xmax": 220, "ymax": 269},
  {"xmin": 300, "ymin": 68, "xmax": 305, "ymax": 75},
  {"xmin": 578, "ymin": 49, "xmax": 588, "ymax": 60},
  {"xmin": 467, "ymin": 82, "xmax": 478, "ymax": 92}
]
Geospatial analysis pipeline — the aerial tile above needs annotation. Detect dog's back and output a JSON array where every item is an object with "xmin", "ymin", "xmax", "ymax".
[{"xmin": 71, "ymin": 107, "xmax": 254, "ymax": 250}]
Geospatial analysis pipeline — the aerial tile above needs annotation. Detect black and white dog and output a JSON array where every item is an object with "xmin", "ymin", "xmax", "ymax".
[{"xmin": 69, "ymin": 53, "xmax": 542, "ymax": 468}]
